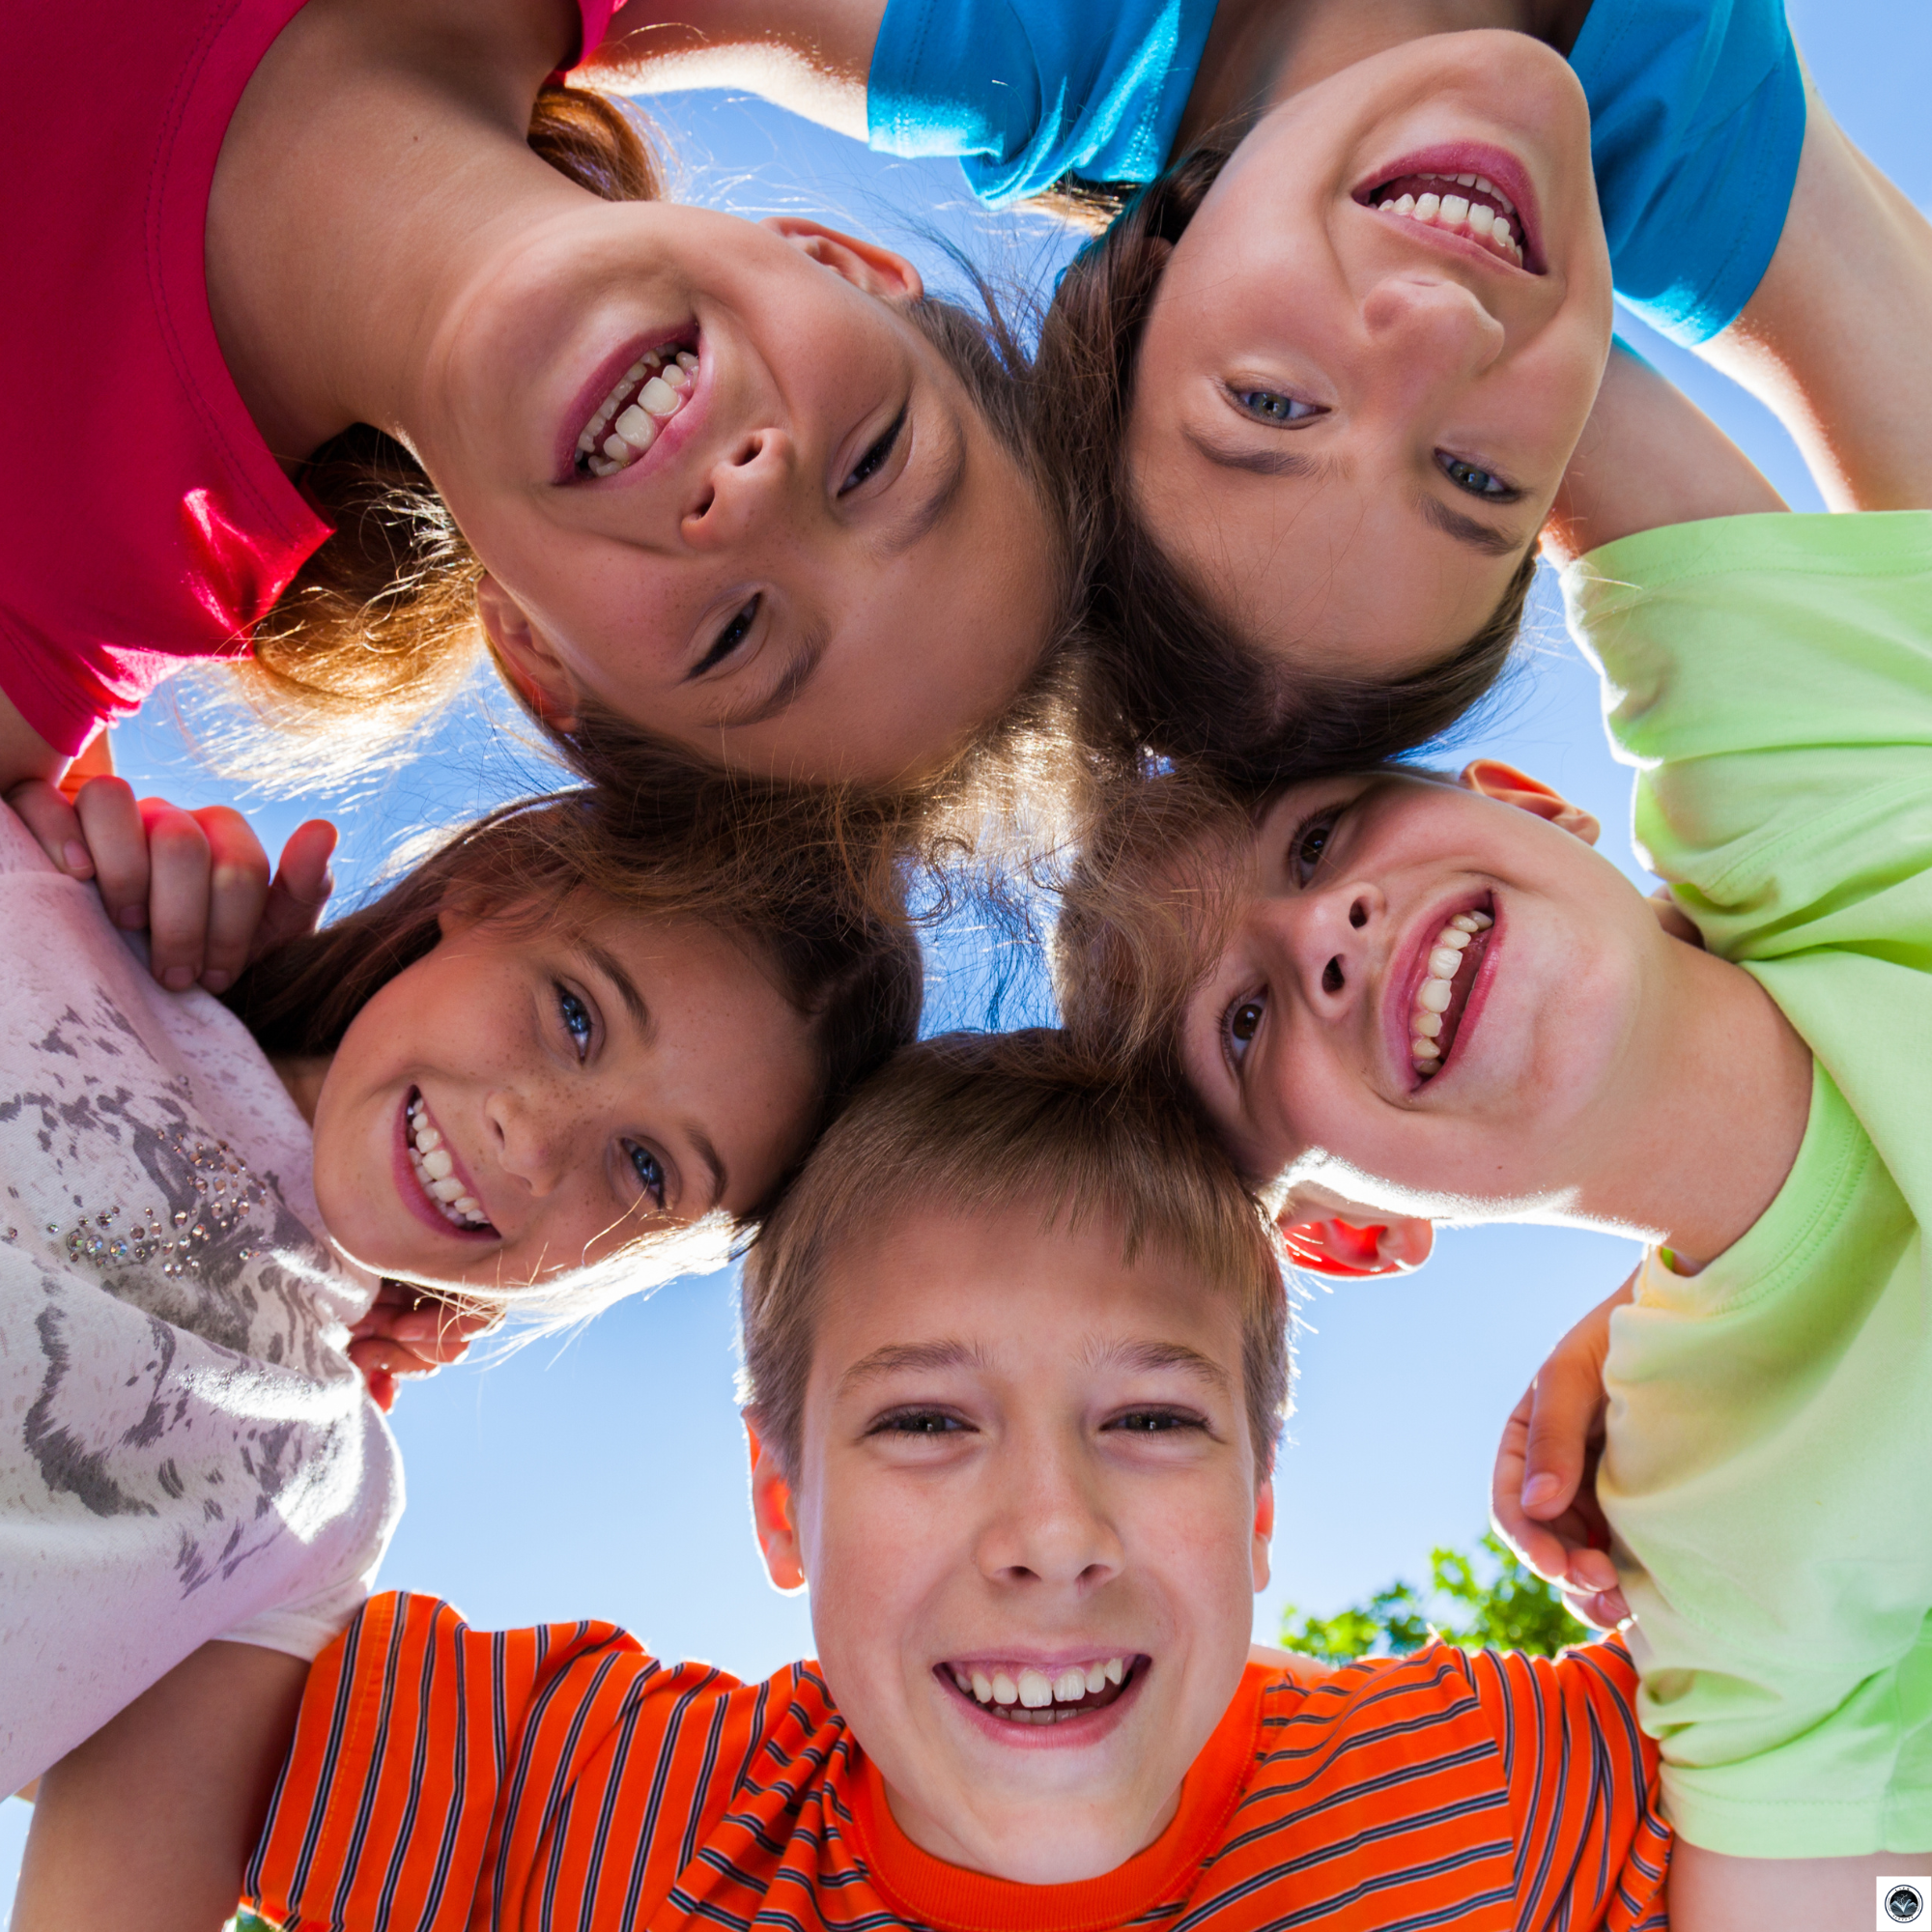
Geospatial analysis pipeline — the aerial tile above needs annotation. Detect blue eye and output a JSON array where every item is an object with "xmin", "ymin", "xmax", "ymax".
[
  {"xmin": 556, "ymin": 985, "xmax": 593, "ymax": 1056},
  {"xmin": 1234, "ymin": 388, "xmax": 1324, "ymax": 424},
  {"xmin": 1437, "ymin": 452, "xmax": 1517, "ymax": 499},
  {"xmin": 627, "ymin": 1143, "xmax": 666, "ymax": 1209}
]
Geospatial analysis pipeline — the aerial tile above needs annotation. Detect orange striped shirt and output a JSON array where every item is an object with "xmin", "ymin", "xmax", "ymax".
[{"xmin": 245, "ymin": 1592, "xmax": 1668, "ymax": 1931}]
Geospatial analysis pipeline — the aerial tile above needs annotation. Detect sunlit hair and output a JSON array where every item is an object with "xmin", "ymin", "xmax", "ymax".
[
  {"xmin": 739, "ymin": 1027, "xmax": 1289, "ymax": 1484},
  {"xmin": 220, "ymin": 778, "xmax": 923, "ymax": 1320},
  {"xmin": 218, "ymin": 84, "xmax": 1086, "ymax": 819},
  {"xmin": 1036, "ymin": 142, "xmax": 1540, "ymax": 788}
]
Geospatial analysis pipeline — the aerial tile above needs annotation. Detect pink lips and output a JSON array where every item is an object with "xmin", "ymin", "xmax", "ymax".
[
  {"xmin": 1388, "ymin": 895, "xmax": 1502, "ymax": 1091},
  {"xmin": 553, "ymin": 330, "xmax": 709, "ymax": 487},
  {"xmin": 1357, "ymin": 140, "xmax": 1546, "ymax": 273},
  {"xmin": 391, "ymin": 1091, "xmax": 495, "ymax": 1241},
  {"xmin": 937, "ymin": 1658, "xmax": 1147, "ymax": 1752}
]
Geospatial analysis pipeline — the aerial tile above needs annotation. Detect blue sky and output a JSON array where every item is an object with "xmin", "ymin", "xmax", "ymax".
[{"xmin": 4, "ymin": 0, "xmax": 1926, "ymax": 1907}]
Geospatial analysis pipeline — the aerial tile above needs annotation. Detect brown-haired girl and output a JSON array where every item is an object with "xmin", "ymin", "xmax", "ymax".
[
  {"xmin": 1, "ymin": 0, "xmax": 1072, "ymax": 812},
  {"xmin": 0, "ymin": 771, "xmax": 919, "ymax": 1804}
]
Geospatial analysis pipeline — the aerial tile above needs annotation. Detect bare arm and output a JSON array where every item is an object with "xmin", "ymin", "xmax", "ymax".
[
  {"xmin": 14, "ymin": 1641, "xmax": 308, "ymax": 1932},
  {"xmin": 1543, "ymin": 340, "xmax": 1787, "ymax": 566},
  {"xmin": 1669, "ymin": 1843, "xmax": 1932, "ymax": 1932},
  {"xmin": 1704, "ymin": 84, "xmax": 1932, "ymax": 514},
  {"xmin": 587, "ymin": 0, "xmax": 886, "ymax": 139}
]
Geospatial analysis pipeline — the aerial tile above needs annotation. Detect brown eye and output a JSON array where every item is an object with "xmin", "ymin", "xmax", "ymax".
[{"xmin": 1226, "ymin": 999, "xmax": 1264, "ymax": 1062}]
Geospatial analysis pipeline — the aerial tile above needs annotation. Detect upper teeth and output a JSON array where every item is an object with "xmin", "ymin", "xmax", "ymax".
[
  {"xmin": 1411, "ymin": 908, "xmax": 1492, "ymax": 1077},
  {"xmin": 577, "ymin": 348, "xmax": 700, "ymax": 478},
  {"xmin": 948, "ymin": 1656, "xmax": 1127, "ymax": 1724},
  {"xmin": 1378, "ymin": 174, "xmax": 1523, "ymax": 264},
  {"xmin": 407, "ymin": 1094, "xmax": 489, "ymax": 1231}
]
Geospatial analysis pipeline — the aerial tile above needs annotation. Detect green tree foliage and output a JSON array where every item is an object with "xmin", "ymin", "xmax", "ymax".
[{"xmin": 1279, "ymin": 1532, "xmax": 1587, "ymax": 1662}]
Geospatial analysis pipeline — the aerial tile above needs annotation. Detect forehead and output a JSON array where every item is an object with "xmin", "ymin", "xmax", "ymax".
[{"xmin": 810, "ymin": 1198, "xmax": 1242, "ymax": 1381}]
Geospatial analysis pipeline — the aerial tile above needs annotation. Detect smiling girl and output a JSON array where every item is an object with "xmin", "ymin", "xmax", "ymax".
[
  {"xmin": 1, "ymin": 0, "xmax": 1070, "ymax": 810},
  {"xmin": 0, "ymin": 773, "xmax": 920, "ymax": 1800}
]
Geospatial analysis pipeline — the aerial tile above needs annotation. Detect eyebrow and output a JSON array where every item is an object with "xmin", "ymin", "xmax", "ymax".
[
  {"xmin": 880, "ymin": 404, "xmax": 969, "ymax": 559},
  {"xmin": 1088, "ymin": 1337, "xmax": 1233, "ymax": 1392},
  {"xmin": 710, "ymin": 623, "xmax": 829, "ymax": 732},
  {"xmin": 581, "ymin": 939, "xmax": 652, "ymax": 1037},
  {"xmin": 684, "ymin": 1123, "xmax": 727, "ymax": 1212},
  {"xmin": 1183, "ymin": 422, "xmax": 1326, "ymax": 481},
  {"xmin": 1418, "ymin": 493, "xmax": 1529, "ymax": 558},
  {"xmin": 838, "ymin": 1339, "xmax": 988, "ymax": 1393}
]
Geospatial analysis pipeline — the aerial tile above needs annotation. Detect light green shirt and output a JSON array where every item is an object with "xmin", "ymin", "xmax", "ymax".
[{"xmin": 1562, "ymin": 511, "xmax": 1932, "ymax": 1859}]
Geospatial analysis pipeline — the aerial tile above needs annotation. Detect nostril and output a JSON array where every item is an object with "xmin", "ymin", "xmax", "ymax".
[
  {"xmin": 1349, "ymin": 898, "xmax": 1368, "ymax": 930},
  {"xmin": 1322, "ymin": 958, "xmax": 1345, "ymax": 994}
]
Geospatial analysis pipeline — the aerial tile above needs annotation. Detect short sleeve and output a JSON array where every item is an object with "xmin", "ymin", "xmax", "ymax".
[
  {"xmin": 1570, "ymin": 0, "xmax": 1805, "ymax": 344},
  {"xmin": 867, "ymin": 0, "xmax": 1216, "ymax": 206},
  {"xmin": 1465, "ymin": 1642, "xmax": 1670, "ymax": 1930},
  {"xmin": 217, "ymin": 1574, "xmax": 375, "ymax": 1663},
  {"xmin": 1562, "ymin": 511, "xmax": 1932, "ymax": 965}
]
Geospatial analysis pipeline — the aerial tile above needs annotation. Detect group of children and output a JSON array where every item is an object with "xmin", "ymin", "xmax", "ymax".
[{"xmin": 3, "ymin": 0, "xmax": 1928, "ymax": 1922}]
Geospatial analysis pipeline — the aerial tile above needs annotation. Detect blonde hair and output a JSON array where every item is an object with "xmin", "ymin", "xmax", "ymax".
[{"xmin": 739, "ymin": 1028, "xmax": 1289, "ymax": 1481}]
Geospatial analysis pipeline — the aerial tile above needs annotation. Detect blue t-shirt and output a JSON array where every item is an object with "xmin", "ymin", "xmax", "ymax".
[{"xmin": 867, "ymin": 0, "xmax": 1804, "ymax": 346}]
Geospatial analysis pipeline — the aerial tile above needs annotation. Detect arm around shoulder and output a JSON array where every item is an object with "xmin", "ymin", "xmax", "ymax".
[{"xmin": 13, "ymin": 1640, "xmax": 309, "ymax": 1932}]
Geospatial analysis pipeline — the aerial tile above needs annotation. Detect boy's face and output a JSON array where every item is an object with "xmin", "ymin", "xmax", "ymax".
[
  {"xmin": 750, "ymin": 1202, "xmax": 1271, "ymax": 1886},
  {"xmin": 1179, "ymin": 763, "xmax": 1662, "ymax": 1216}
]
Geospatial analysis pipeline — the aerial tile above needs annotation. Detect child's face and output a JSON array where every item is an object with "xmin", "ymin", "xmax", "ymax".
[
  {"xmin": 425, "ymin": 206, "xmax": 1057, "ymax": 784},
  {"xmin": 1126, "ymin": 31, "xmax": 1610, "ymax": 678},
  {"xmin": 751, "ymin": 1202, "xmax": 1270, "ymax": 1886},
  {"xmin": 1177, "ymin": 765, "xmax": 1663, "ymax": 1216},
  {"xmin": 307, "ymin": 901, "xmax": 817, "ymax": 1289}
]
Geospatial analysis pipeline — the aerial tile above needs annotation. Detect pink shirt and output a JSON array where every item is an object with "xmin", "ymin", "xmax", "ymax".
[{"xmin": 1, "ymin": 0, "xmax": 614, "ymax": 757}]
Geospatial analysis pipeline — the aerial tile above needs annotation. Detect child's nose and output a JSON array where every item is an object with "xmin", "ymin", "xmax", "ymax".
[
  {"xmin": 681, "ymin": 427, "xmax": 795, "ymax": 550},
  {"xmin": 1360, "ymin": 271, "xmax": 1506, "ymax": 387},
  {"xmin": 975, "ymin": 1441, "xmax": 1124, "ymax": 1591},
  {"xmin": 482, "ymin": 1089, "xmax": 568, "ymax": 1197},
  {"xmin": 1256, "ymin": 883, "xmax": 1383, "ymax": 1013}
]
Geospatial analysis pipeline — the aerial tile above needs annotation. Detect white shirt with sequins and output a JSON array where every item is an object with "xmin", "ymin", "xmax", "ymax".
[{"xmin": 0, "ymin": 806, "xmax": 402, "ymax": 1787}]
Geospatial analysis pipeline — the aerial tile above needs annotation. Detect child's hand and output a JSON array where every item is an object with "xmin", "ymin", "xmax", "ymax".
[
  {"xmin": 348, "ymin": 1280, "xmax": 497, "ymax": 1412},
  {"xmin": 6, "ymin": 776, "xmax": 336, "ymax": 994},
  {"xmin": 1490, "ymin": 1273, "xmax": 1636, "ymax": 1630}
]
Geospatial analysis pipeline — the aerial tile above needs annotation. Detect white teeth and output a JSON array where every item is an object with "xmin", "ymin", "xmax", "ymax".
[
  {"xmin": 971, "ymin": 1670, "xmax": 993, "ymax": 1703},
  {"xmin": 430, "ymin": 1177, "xmax": 465, "ymax": 1203},
  {"xmin": 1379, "ymin": 179, "xmax": 1522, "ymax": 264},
  {"xmin": 420, "ymin": 1148, "xmax": 454, "ymax": 1180},
  {"xmin": 952, "ymin": 1667, "xmax": 971, "ymax": 1691},
  {"xmin": 1439, "ymin": 194, "xmax": 1470, "ymax": 226},
  {"xmin": 1053, "ymin": 1668, "xmax": 1086, "ymax": 1703},
  {"xmin": 406, "ymin": 1096, "xmax": 490, "ymax": 1231},
  {"xmin": 1084, "ymin": 1662, "xmax": 1107, "ymax": 1694},
  {"xmin": 1467, "ymin": 205, "xmax": 1495, "ymax": 238},
  {"xmin": 991, "ymin": 1672, "xmax": 1017, "ymax": 1706},
  {"xmin": 1454, "ymin": 172, "xmax": 1476, "ymax": 187},
  {"xmin": 575, "ymin": 348, "xmax": 695, "ymax": 476},
  {"xmin": 612, "ymin": 404, "xmax": 658, "ymax": 450},
  {"xmin": 1410, "ymin": 912, "xmax": 1492, "ymax": 1076},
  {"xmin": 1413, "ymin": 191, "xmax": 1440, "ymax": 222},
  {"xmin": 1017, "ymin": 1668, "xmax": 1053, "ymax": 1709},
  {"xmin": 954, "ymin": 1656, "xmax": 1129, "ymax": 1717},
  {"xmin": 1104, "ymin": 1658, "xmax": 1123, "ymax": 1685}
]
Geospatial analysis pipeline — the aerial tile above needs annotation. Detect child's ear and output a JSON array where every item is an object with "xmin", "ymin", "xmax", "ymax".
[
  {"xmin": 746, "ymin": 1418, "xmax": 806, "ymax": 1594},
  {"xmin": 759, "ymin": 216, "xmax": 923, "ymax": 302},
  {"xmin": 1460, "ymin": 758, "xmax": 1601, "ymax": 847},
  {"xmin": 1251, "ymin": 1478, "xmax": 1274, "ymax": 1592},
  {"xmin": 476, "ymin": 574, "xmax": 582, "ymax": 733},
  {"xmin": 1278, "ymin": 1210, "xmax": 1435, "ymax": 1277}
]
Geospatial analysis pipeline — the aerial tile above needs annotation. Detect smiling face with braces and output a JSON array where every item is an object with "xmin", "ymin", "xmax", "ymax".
[{"xmin": 1124, "ymin": 29, "xmax": 1612, "ymax": 685}]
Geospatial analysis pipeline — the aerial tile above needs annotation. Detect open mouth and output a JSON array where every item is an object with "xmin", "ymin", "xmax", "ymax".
[
  {"xmin": 1367, "ymin": 169, "xmax": 1526, "ymax": 266},
  {"xmin": 403, "ymin": 1090, "xmax": 496, "ymax": 1235},
  {"xmin": 574, "ymin": 339, "xmax": 700, "ymax": 478},
  {"xmin": 937, "ymin": 1654, "xmax": 1142, "ymax": 1728},
  {"xmin": 1408, "ymin": 900, "xmax": 1494, "ymax": 1080}
]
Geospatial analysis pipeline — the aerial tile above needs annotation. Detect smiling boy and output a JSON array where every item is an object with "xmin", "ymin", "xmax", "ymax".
[
  {"xmin": 1057, "ymin": 340, "xmax": 1932, "ymax": 1916},
  {"xmin": 229, "ymin": 1031, "xmax": 1665, "ymax": 1930}
]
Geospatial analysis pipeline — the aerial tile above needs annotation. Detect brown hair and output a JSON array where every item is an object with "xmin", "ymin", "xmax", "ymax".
[
  {"xmin": 222, "ymin": 777, "xmax": 924, "ymax": 1254},
  {"xmin": 1036, "ymin": 143, "xmax": 1539, "ymax": 789},
  {"xmin": 739, "ymin": 1027, "xmax": 1290, "ymax": 1482}
]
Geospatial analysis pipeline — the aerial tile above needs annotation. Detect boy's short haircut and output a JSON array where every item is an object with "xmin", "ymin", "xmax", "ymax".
[{"xmin": 740, "ymin": 1028, "xmax": 1290, "ymax": 1482}]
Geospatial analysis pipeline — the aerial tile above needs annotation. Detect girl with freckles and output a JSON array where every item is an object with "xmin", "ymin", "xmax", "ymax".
[{"xmin": 0, "ymin": 776, "xmax": 919, "ymax": 1824}]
